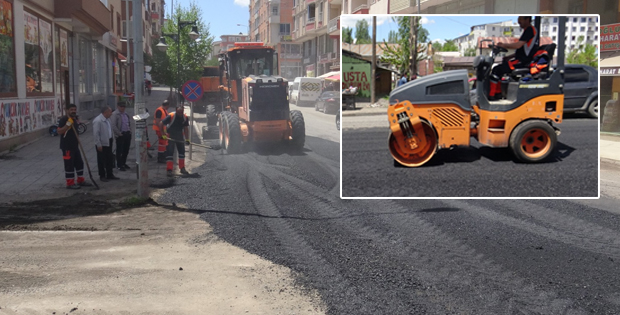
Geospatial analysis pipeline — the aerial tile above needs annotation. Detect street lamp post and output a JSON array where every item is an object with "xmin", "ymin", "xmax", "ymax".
[{"xmin": 156, "ymin": 17, "xmax": 199, "ymax": 106}]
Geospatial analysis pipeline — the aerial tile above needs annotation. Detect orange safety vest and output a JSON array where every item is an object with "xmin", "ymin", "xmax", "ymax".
[{"xmin": 153, "ymin": 106, "xmax": 168, "ymax": 131}]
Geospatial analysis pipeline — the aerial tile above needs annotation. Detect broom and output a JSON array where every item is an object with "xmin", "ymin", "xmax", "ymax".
[{"xmin": 70, "ymin": 124, "xmax": 100, "ymax": 189}]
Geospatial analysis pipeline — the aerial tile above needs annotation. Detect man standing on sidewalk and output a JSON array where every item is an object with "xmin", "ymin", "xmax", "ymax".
[
  {"xmin": 93, "ymin": 106, "xmax": 119, "ymax": 182},
  {"xmin": 153, "ymin": 100, "xmax": 171, "ymax": 163},
  {"xmin": 57, "ymin": 104, "xmax": 92, "ymax": 189},
  {"xmin": 161, "ymin": 106, "xmax": 190, "ymax": 177},
  {"xmin": 110, "ymin": 102, "xmax": 133, "ymax": 171}
]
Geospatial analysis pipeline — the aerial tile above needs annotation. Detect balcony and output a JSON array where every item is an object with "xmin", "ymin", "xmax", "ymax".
[
  {"xmin": 54, "ymin": 0, "xmax": 111, "ymax": 36},
  {"xmin": 151, "ymin": 12, "xmax": 159, "ymax": 20},
  {"xmin": 280, "ymin": 34, "xmax": 292, "ymax": 42},
  {"xmin": 328, "ymin": 16, "xmax": 340, "ymax": 35},
  {"xmin": 303, "ymin": 55, "xmax": 316, "ymax": 65},
  {"xmin": 352, "ymin": 4, "xmax": 369, "ymax": 14},
  {"xmin": 269, "ymin": 13, "xmax": 280, "ymax": 23},
  {"xmin": 281, "ymin": 53, "xmax": 302, "ymax": 60}
]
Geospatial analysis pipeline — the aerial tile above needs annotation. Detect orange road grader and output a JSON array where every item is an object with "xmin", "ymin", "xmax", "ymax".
[
  {"xmin": 388, "ymin": 16, "xmax": 567, "ymax": 167},
  {"xmin": 216, "ymin": 42, "xmax": 305, "ymax": 153}
]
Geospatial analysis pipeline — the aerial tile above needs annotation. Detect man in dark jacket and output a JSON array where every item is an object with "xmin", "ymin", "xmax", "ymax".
[
  {"xmin": 110, "ymin": 102, "xmax": 133, "ymax": 171},
  {"xmin": 489, "ymin": 16, "xmax": 538, "ymax": 100},
  {"xmin": 57, "ymin": 104, "xmax": 92, "ymax": 189},
  {"xmin": 161, "ymin": 106, "xmax": 190, "ymax": 177}
]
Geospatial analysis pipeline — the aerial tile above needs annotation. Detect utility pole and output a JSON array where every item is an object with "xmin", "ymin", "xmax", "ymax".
[
  {"xmin": 410, "ymin": 16, "xmax": 418, "ymax": 80},
  {"xmin": 371, "ymin": 16, "xmax": 376, "ymax": 104},
  {"xmin": 133, "ymin": 0, "xmax": 149, "ymax": 197}
]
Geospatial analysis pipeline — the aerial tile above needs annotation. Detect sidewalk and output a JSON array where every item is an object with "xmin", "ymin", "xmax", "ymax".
[
  {"xmin": 344, "ymin": 102, "xmax": 619, "ymax": 165},
  {"xmin": 0, "ymin": 87, "xmax": 205, "ymax": 203}
]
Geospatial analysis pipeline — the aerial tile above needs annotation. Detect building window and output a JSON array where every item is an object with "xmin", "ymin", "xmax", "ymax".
[
  {"xmin": 79, "ymin": 38, "xmax": 88, "ymax": 94},
  {"xmin": 581, "ymin": 17, "xmax": 586, "ymax": 22},
  {"xmin": 573, "ymin": 17, "xmax": 577, "ymax": 22},
  {"xmin": 553, "ymin": 26, "xmax": 557, "ymax": 32},
  {"xmin": 580, "ymin": 27, "xmax": 585, "ymax": 32},
  {"xmin": 92, "ymin": 44, "xmax": 99, "ymax": 94},
  {"xmin": 572, "ymin": 27, "xmax": 576, "ymax": 32},
  {"xmin": 553, "ymin": 17, "xmax": 558, "ymax": 23},
  {"xmin": 24, "ymin": 11, "xmax": 54, "ymax": 95},
  {"xmin": 280, "ymin": 23, "xmax": 290, "ymax": 35},
  {"xmin": 307, "ymin": 4, "xmax": 315, "ymax": 22},
  {"xmin": 272, "ymin": 5, "xmax": 278, "ymax": 15},
  {"xmin": 0, "ymin": 0, "xmax": 16, "ymax": 96},
  {"xmin": 552, "ymin": 36, "xmax": 556, "ymax": 41},
  {"xmin": 319, "ymin": 2, "xmax": 323, "ymax": 22}
]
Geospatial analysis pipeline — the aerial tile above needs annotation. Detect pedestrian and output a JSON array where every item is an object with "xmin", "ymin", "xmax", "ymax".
[
  {"xmin": 397, "ymin": 72, "xmax": 408, "ymax": 87},
  {"xmin": 161, "ymin": 106, "xmax": 190, "ymax": 177},
  {"xmin": 153, "ymin": 99, "xmax": 171, "ymax": 163},
  {"xmin": 57, "ymin": 104, "xmax": 92, "ymax": 189},
  {"xmin": 93, "ymin": 106, "xmax": 119, "ymax": 182},
  {"xmin": 110, "ymin": 101, "xmax": 133, "ymax": 172},
  {"xmin": 489, "ymin": 16, "xmax": 538, "ymax": 100}
]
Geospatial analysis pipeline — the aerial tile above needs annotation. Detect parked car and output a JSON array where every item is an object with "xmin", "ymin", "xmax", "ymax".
[
  {"xmin": 562, "ymin": 64, "xmax": 598, "ymax": 118},
  {"xmin": 315, "ymin": 91, "xmax": 340, "ymax": 114}
]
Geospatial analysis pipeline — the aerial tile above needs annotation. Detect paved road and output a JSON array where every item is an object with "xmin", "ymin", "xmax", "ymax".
[{"xmin": 341, "ymin": 117, "xmax": 598, "ymax": 197}]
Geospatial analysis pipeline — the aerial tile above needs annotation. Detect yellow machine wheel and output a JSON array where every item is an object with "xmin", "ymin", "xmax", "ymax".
[
  {"xmin": 510, "ymin": 120, "xmax": 556, "ymax": 162},
  {"xmin": 388, "ymin": 120, "xmax": 438, "ymax": 167}
]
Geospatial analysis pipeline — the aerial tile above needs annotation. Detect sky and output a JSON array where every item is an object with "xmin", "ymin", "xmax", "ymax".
[
  {"xmin": 341, "ymin": 15, "xmax": 520, "ymax": 44},
  {"xmin": 166, "ymin": 0, "xmax": 251, "ymax": 41}
]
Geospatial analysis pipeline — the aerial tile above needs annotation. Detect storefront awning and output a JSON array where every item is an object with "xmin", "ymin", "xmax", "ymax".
[
  {"xmin": 601, "ymin": 54, "xmax": 620, "ymax": 76},
  {"xmin": 117, "ymin": 53, "xmax": 127, "ymax": 61}
]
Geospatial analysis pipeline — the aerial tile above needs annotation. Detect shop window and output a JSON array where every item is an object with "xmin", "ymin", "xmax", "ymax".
[
  {"xmin": 24, "ymin": 11, "xmax": 54, "ymax": 96},
  {"xmin": 0, "ymin": 0, "xmax": 16, "ymax": 96}
]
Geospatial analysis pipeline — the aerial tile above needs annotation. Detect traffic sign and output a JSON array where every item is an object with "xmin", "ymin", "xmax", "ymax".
[{"xmin": 182, "ymin": 80, "xmax": 203, "ymax": 102}]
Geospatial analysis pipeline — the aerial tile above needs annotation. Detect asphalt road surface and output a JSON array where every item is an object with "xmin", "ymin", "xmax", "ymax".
[
  {"xmin": 152, "ymin": 104, "xmax": 620, "ymax": 315},
  {"xmin": 341, "ymin": 117, "xmax": 598, "ymax": 197}
]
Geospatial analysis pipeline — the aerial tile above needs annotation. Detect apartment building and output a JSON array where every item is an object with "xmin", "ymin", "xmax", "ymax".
[
  {"xmin": 541, "ymin": 16, "xmax": 599, "ymax": 49},
  {"xmin": 291, "ymin": 0, "xmax": 341, "ymax": 77},
  {"xmin": 248, "ymin": 0, "xmax": 303, "ymax": 80},
  {"xmin": 453, "ymin": 20, "xmax": 522, "ymax": 56}
]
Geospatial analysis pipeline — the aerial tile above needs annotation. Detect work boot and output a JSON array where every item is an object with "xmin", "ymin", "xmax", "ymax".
[
  {"xmin": 167, "ymin": 170, "xmax": 173, "ymax": 177},
  {"xmin": 180, "ymin": 168, "xmax": 189, "ymax": 175},
  {"xmin": 66, "ymin": 185, "xmax": 81, "ymax": 190},
  {"xmin": 79, "ymin": 181, "xmax": 93, "ymax": 187}
]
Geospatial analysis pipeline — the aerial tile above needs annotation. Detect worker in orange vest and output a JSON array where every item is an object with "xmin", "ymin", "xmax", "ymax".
[
  {"xmin": 161, "ymin": 106, "xmax": 190, "ymax": 177},
  {"xmin": 153, "ymin": 99, "xmax": 170, "ymax": 163}
]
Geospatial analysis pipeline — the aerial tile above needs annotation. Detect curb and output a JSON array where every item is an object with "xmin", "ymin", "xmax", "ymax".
[{"xmin": 342, "ymin": 108, "xmax": 387, "ymax": 117}]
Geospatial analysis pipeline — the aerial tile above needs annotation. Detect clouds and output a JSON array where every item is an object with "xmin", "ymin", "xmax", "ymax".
[
  {"xmin": 420, "ymin": 17, "xmax": 435, "ymax": 25},
  {"xmin": 234, "ymin": 0, "xmax": 250, "ymax": 7}
]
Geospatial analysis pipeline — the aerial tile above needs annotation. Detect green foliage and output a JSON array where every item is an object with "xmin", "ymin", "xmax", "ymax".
[
  {"xmin": 442, "ymin": 40, "xmax": 458, "ymax": 52},
  {"xmin": 355, "ymin": 19, "xmax": 371, "ymax": 44},
  {"xmin": 205, "ymin": 56, "xmax": 219, "ymax": 67},
  {"xmin": 387, "ymin": 30, "xmax": 398, "ymax": 44},
  {"xmin": 432, "ymin": 41, "xmax": 443, "ymax": 52},
  {"xmin": 151, "ymin": 2, "xmax": 214, "ymax": 88},
  {"xmin": 342, "ymin": 27, "xmax": 354, "ymax": 44},
  {"xmin": 464, "ymin": 47, "xmax": 476, "ymax": 57},
  {"xmin": 566, "ymin": 36, "xmax": 598, "ymax": 68},
  {"xmin": 379, "ymin": 16, "xmax": 429, "ymax": 75},
  {"xmin": 433, "ymin": 59, "xmax": 444, "ymax": 73}
]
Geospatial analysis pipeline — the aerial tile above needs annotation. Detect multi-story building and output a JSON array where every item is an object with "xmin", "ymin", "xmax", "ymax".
[
  {"xmin": 541, "ymin": 16, "xmax": 599, "ymax": 49},
  {"xmin": 248, "ymin": 0, "xmax": 303, "ymax": 80},
  {"xmin": 453, "ymin": 20, "xmax": 522, "ymax": 56},
  {"xmin": 120, "ymin": 0, "xmax": 158, "ymax": 93},
  {"xmin": 219, "ymin": 33, "xmax": 250, "ymax": 52},
  {"xmin": 291, "ymin": 0, "xmax": 340, "ymax": 77}
]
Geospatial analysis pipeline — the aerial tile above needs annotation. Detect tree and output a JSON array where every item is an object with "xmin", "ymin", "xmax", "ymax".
[
  {"xmin": 387, "ymin": 30, "xmax": 398, "ymax": 44},
  {"xmin": 432, "ymin": 41, "xmax": 443, "ymax": 52},
  {"xmin": 379, "ymin": 16, "xmax": 430, "ymax": 76},
  {"xmin": 355, "ymin": 19, "xmax": 371, "ymax": 44},
  {"xmin": 464, "ymin": 47, "xmax": 476, "ymax": 57},
  {"xmin": 567, "ymin": 35, "xmax": 598, "ymax": 68},
  {"xmin": 205, "ymin": 55, "xmax": 219, "ymax": 67},
  {"xmin": 442, "ymin": 40, "xmax": 458, "ymax": 52},
  {"xmin": 151, "ymin": 1, "xmax": 214, "ymax": 98},
  {"xmin": 342, "ymin": 27, "xmax": 354, "ymax": 44}
]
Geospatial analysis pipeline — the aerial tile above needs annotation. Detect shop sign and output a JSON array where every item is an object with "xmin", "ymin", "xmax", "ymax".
[
  {"xmin": 601, "ymin": 23, "xmax": 620, "ymax": 51},
  {"xmin": 601, "ymin": 67, "xmax": 620, "ymax": 76},
  {"xmin": 0, "ymin": 98, "xmax": 61, "ymax": 139}
]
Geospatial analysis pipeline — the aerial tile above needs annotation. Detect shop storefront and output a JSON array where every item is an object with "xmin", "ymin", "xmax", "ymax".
[{"xmin": 601, "ymin": 23, "xmax": 620, "ymax": 133}]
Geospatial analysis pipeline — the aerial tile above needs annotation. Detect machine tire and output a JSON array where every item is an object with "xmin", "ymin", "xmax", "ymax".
[
  {"xmin": 206, "ymin": 105, "xmax": 218, "ymax": 126},
  {"xmin": 509, "ymin": 120, "xmax": 556, "ymax": 163},
  {"xmin": 586, "ymin": 99, "xmax": 598, "ymax": 118},
  {"xmin": 388, "ymin": 120, "xmax": 437, "ymax": 167},
  {"xmin": 221, "ymin": 111, "xmax": 242, "ymax": 154},
  {"xmin": 218, "ymin": 115, "xmax": 227, "ymax": 149},
  {"xmin": 289, "ymin": 110, "xmax": 305, "ymax": 150}
]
